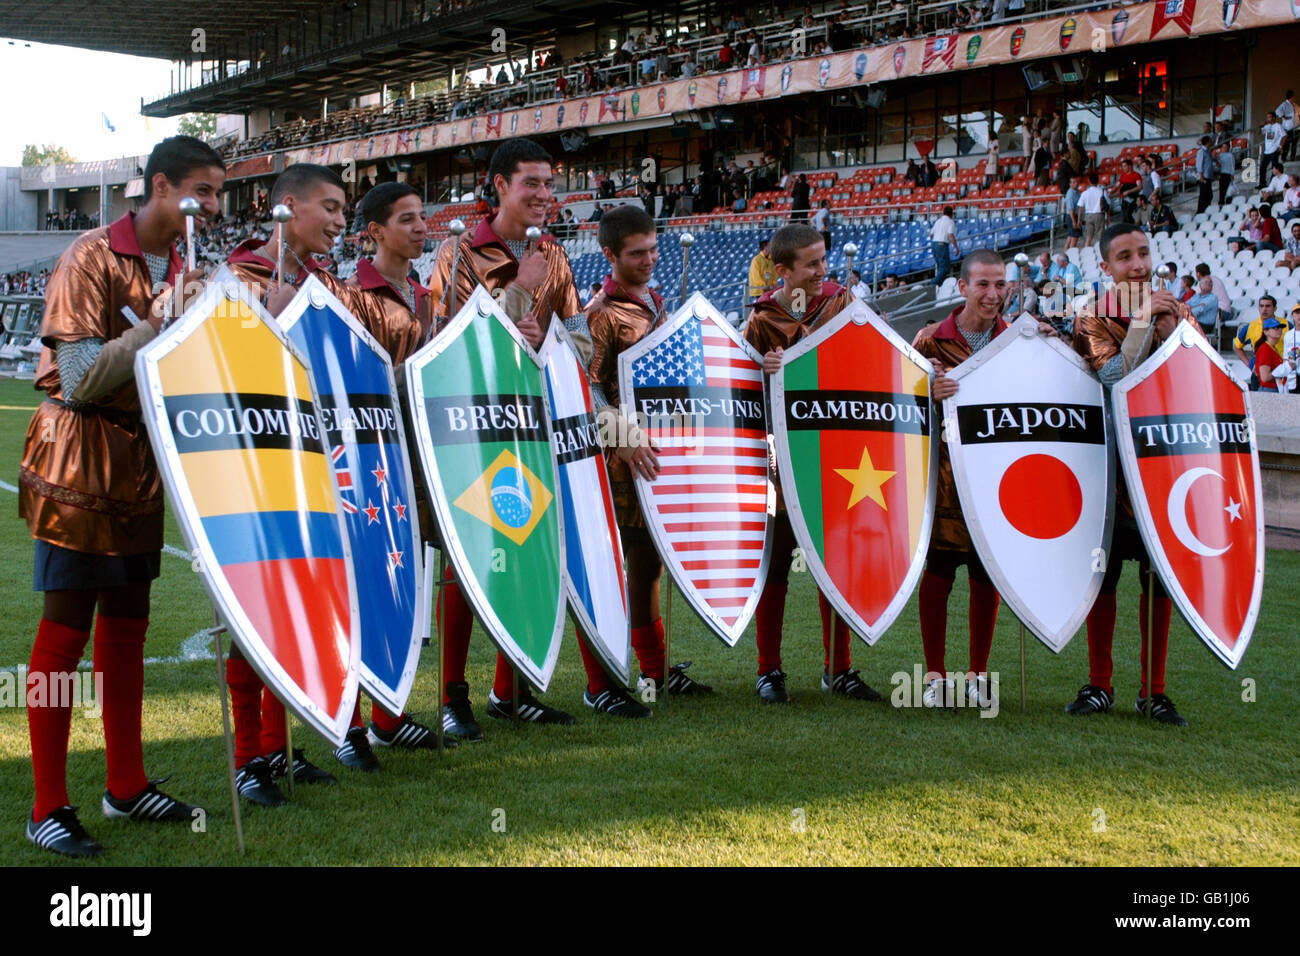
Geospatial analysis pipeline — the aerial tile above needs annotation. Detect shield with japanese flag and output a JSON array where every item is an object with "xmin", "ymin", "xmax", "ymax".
[
  {"xmin": 276, "ymin": 275, "xmax": 424, "ymax": 718},
  {"xmin": 942, "ymin": 315, "xmax": 1114, "ymax": 652},
  {"xmin": 406, "ymin": 286, "xmax": 566, "ymax": 690},
  {"xmin": 772, "ymin": 300, "xmax": 935, "ymax": 643},
  {"xmin": 135, "ymin": 266, "xmax": 360, "ymax": 745},
  {"xmin": 539, "ymin": 320, "xmax": 631, "ymax": 683},
  {"xmin": 618, "ymin": 292, "xmax": 772, "ymax": 646},
  {"xmin": 1113, "ymin": 322, "xmax": 1264, "ymax": 669}
]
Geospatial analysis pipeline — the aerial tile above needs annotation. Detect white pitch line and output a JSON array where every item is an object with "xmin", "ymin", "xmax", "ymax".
[
  {"xmin": 163, "ymin": 544, "xmax": 191, "ymax": 561},
  {"xmin": 1, "ymin": 627, "xmax": 217, "ymax": 673},
  {"xmin": 0, "ymin": 478, "xmax": 19, "ymax": 493}
]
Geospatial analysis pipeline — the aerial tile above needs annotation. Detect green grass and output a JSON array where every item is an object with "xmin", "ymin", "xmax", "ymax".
[{"xmin": 0, "ymin": 376, "xmax": 1296, "ymax": 866}]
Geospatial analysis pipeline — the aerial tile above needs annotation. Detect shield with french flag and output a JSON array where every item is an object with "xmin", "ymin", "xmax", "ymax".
[
  {"xmin": 943, "ymin": 316, "xmax": 1114, "ymax": 652},
  {"xmin": 1113, "ymin": 322, "xmax": 1263, "ymax": 669},
  {"xmin": 923, "ymin": 35, "xmax": 957, "ymax": 71},
  {"xmin": 618, "ymin": 293, "xmax": 772, "ymax": 646},
  {"xmin": 772, "ymin": 301, "xmax": 936, "ymax": 644}
]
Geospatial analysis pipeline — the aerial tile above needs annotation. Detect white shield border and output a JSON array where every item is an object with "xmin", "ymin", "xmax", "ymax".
[
  {"xmin": 405, "ymin": 285, "xmax": 567, "ymax": 691},
  {"xmin": 276, "ymin": 274, "xmax": 425, "ymax": 718},
  {"xmin": 1112, "ymin": 323, "xmax": 1264, "ymax": 669},
  {"xmin": 618, "ymin": 291, "xmax": 774, "ymax": 647},
  {"xmin": 942, "ymin": 314, "xmax": 1116, "ymax": 653},
  {"xmin": 134, "ymin": 265, "xmax": 361, "ymax": 746},
  {"xmin": 771, "ymin": 299, "xmax": 937, "ymax": 644},
  {"xmin": 538, "ymin": 320, "xmax": 632, "ymax": 684}
]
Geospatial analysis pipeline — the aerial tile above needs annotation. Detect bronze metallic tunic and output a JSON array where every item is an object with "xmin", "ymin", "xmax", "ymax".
[
  {"xmin": 18, "ymin": 213, "xmax": 180, "ymax": 555},
  {"xmin": 585, "ymin": 273, "xmax": 666, "ymax": 528},
  {"xmin": 912, "ymin": 308, "xmax": 1010, "ymax": 553},
  {"xmin": 742, "ymin": 281, "xmax": 853, "ymax": 512}
]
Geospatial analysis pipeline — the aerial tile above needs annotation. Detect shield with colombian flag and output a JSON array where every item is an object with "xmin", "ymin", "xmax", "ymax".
[
  {"xmin": 276, "ymin": 275, "xmax": 424, "ymax": 719},
  {"xmin": 1112, "ymin": 322, "xmax": 1263, "ymax": 669},
  {"xmin": 135, "ymin": 266, "xmax": 360, "ymax": 745},
  {"xmin": 406, "ymin": 286, "xmax": 566, "ymax": 690},
  {"xmin": 772, "ymin": 301, "xmax": 936, "ymax": 643}
]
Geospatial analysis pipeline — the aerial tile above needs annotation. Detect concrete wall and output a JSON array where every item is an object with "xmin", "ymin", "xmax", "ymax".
[
  {"xmin": 0, "ymin": 168, "xmax": 37, "ymax": 231},
  {"xmin": 1246, "ymin": 24, "xmax": 1300, "ymax": 130}
]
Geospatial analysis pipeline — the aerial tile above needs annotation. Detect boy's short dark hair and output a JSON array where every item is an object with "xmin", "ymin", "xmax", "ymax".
[
  {"xmin": 769, "ymin": 223, "xmax": 823, "ymax": 267},
  {"xmin": 598, "ymin": 204, "xmax": 656, "ymax": 255},
  {"xmin": 271, "ymin": 163, "xmax": 345, "ymax": 205},
  {"xmin": 486, "ymin": 137, "xmax": 553, "ymax": 201},
  {"xmin": 357, "ymin": 182, "xmax": 420, "ymax": 228},
  {"xmin": 142, "ymin": 135, "xmax": 226, "ymax": 201},
  {"xmin": 959, "ymin": 248, "xmax": 1002, "ymax": 281},
  {"xmin": 1098, "ymin": 221, "xmax": 1146, "ymax": 261}
]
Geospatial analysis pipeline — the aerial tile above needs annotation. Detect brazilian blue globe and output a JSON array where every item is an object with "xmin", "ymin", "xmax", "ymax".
[{"xmin": 490, "ymin": 466, "xmax": 532, "ymax": 528}]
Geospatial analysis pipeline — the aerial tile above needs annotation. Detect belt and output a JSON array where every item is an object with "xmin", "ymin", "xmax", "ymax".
[{"xmin": 44, "ymin": 397, "xmax": 143, "ymax": 430}]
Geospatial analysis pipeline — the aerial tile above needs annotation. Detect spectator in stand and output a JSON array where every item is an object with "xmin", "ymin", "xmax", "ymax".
[
  {"xmin": 848, "ymin": 269, "xmax": 870, "ymax": 301},
  {"xmin": 662, "ymin": 185, "xmax": 678, "ymax": 219},
  {"xmin": 790, "ymin": 173, "xmax": 811, "ymax": 220},
  {"xmin": 587, "ymin": 203, "xmax": 605, "ymax": 223},
  {"xmin": 1216, "ymin": 144, "xmax": 1236, "ymax": 206},
  {"xmin": 1064, "ymin": 132, "xmax": 1086, "ymax": 178},
  {"xmin": 1261, "ymin": 112, "xmax": 1286, "ymax": 175},
  {"xmin": 1234, "ymin": 296, "xmax": 1290, "ymax": 373},
  {"xmin": 1261, "ymin": 162, "xmax": 1289, "ymax": 206},
  {"xmin": 1048, "ymin": 252, "xmax": 1083, "ymax": 291},
  {"xmin": 986, "ymin": 131, "xmax": 1000, "ymax": 188},
  {"xmin": 905, "ymin": 159, "xmax": 923, "ymax": 188},
  {"xmin": 1195, "ymin": 136, "xmax": 1216, "ymax": 214},
  {"xmin": 718, "ymin": 39, "xmax": 734, "ymax": 68},
  {"xmin": 1278, "ymin": 90, "xmax": 1298, "ymax": 162},
  {"xmin": 1213, "ymin": 120, "xmax": 1231, "ymax": 149},
  {"xmin": 1188, "ymin": 277, "xmax": 1222, "ymax": 336},
  {"xmin": 1274, "ymin": 314, "xmax": 1300, "ymax": 392},
  {"xmin": 1176, "ymin": 274, "xmax": 1196, "ymax": 304},
  {"xmin": 747, "ymin": 236, "xmax": 777, "ymax": 305},
  {"xmin": 1229, "ymin": 205, "xmax": 1267, "ymax": 253},
  {"xmin": 1020, "ymin": 116, "xmax": 1032, "ymax": 157},
  {"xmin": 1113, "ymin": 159, "xmax": 1142, "ymax": 222},
  {"xmin": 1003, "ymin": 266, "xmax": 1037, "ymax": 319},
  {"xmin": 811, "ymin": 200, "xmax": 831, "ymax": 253},
  {"xmin": 929, "ymin": 204, "xmax": 959, "ymax": 286},
  {"xmin": 1028, "ymin": 250, "xmax": 1052, "ymax": 285},
  {"xmin": 1259, "ymin": 206, "xmax": 1284, "ymax": 251},
  {"xmin": 1275, "ymin": 220, "xmax": 1300, "ymax": 272},
  {"xmin": 922, "ymin": 156, "xmax": 940, "ymax": 188},
  {"xmin": 1254, "ymin": 318, "xmax": 1286, "ymax": 390},
  {"xmin": 642, "ymin": 184, "xmax": 657, "ymax": 219},
  {"xmin": 1192, "ymin": 264, "xmax": 1232, "ymax": 326},
  {"xmin": 681, "ymin": 56, "xmax": 697, "ymax": 77},
  {"xmin": 1063, "ymin": 175, "xmax": 1082, "ymax": 250},
  {"xmin": 1080, "ymin": 172, "xmax": 1107, "ymax": 247},
  {"xmin": 1149, "ymin": 192, "xmax": 1178, "ymax": 237},
  {"xmin": 1032, "ymin": 136, "xmax": 1051, "ymax": 188}
]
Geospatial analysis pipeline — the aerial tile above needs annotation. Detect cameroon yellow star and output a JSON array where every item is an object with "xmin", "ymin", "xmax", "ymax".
[{"xmin": 834, "ymin": 446, "xmax": 895, "ymax": 510}]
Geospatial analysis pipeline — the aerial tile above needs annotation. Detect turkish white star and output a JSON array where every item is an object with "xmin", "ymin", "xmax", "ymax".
[{"xmin": 1224, "ymin": 497, "xmax": 1242, "ymax": 522}]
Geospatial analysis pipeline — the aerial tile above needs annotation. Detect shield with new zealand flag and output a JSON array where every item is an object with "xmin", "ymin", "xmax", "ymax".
[
  {"xmin": 772, "ymin": 300, "xmax": 936, "ymax": 643},
  {"xmin": 406, "ymin": 286, "xmax": 565, "ymax": 690}
]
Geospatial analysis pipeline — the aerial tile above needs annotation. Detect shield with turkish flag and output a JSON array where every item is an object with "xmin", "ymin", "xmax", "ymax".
[
  {"xmin": 943, "ymin": 316, "xmax": 1114, "ymax": 652},
  {"xmin": 1113, "ymin": 323, "xmax": 1264, "ymax": 669},
  {"xmin": 772, "ymin": 301, "xmax": 935, "ymax": 643}
]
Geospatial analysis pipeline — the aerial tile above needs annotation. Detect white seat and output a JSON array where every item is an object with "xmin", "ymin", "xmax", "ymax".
[{"xmin": 1257, "ymin": 249, "xmax": 1277, "ymax": 264}]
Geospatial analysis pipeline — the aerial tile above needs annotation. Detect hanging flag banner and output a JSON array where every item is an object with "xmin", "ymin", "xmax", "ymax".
[
  {"xmin": 943, "ymin": 315, "xmax": 1114, "ymax": 652},
  {"xmin": 135, "ymin": 266, "xmax": 359, "ymax": 745},
  {"xmin": 406, "ymin": 286, "xmax": 566, "ymax": 690},
  {"xmin": 618, "ymin": 292, "xmax": 772, "ymax": 646},
  {"xmin": 1112, "ymin": 322, "xmax": 1264, "ymax": 669},
  {"xmin": 276, "ymin": 275, "xmax": 423, "ymax": 718},
  {"xmin": 772, "ymin": 300, "xmax": 935, "ymax": 643},
  {"xmin": 539, "ymin": 320, "xmax": 631, "ymax": 683}
]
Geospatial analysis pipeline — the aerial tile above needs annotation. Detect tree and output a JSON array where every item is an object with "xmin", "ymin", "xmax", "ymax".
[
  {"xmin": 22, "ymin": 144, "xmax": 76, "ymax": 167},
  {"xmin": 178, "ymin": 113, "xmax": 217, "ymax": 140}
]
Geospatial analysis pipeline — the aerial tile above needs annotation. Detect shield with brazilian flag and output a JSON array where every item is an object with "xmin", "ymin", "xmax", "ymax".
[
  {"xmin": 771, "ymin": 301, "xmax": 936, "ymax": 643},
  {"xmin": 406, "ymin": 286, "xmax": 565, "ymax": 690},
  {"xmin": 135, "ymin": 266, "xmax": 360, "ymax": 745}
]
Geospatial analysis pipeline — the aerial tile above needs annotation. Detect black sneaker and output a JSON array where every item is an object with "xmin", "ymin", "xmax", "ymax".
[
  {"xmin": 102, "ymin": 780, "xmax": 202, "ymax": 823},
  {"xmin": 584, "ymin": 685, "xmax": 652, "ymax": 718},
  {"xmin": 756, "ymin": 669, "xmax": 791, "ymax": 703},
  {"xmin": 27, "ymin": 805, "xmax": 102, "ymax": 858},
  {"xmin": 487, "ymin": 688, "xmax": 576, "ymax": 724},
  {"xmin": 266, "ymin": 747, "xmax": 337, "ymax": 785},
  {"xmin": 441, "ymin": 683, "xmax": 484, "ymax": 742},
  {"xmin": 821, "ymin": 669, "xmax": 882, "ymax": 701},
  {"xmin": 639, "ymin": 661, "xmax": 714, "ymax": 696},
  {"xmin": 369, "ymin": 714, "xmax": 456, "ymax": 750},
  {"xmin": 333, "ymin": 727, "xmax": 382, "ymax": 772},
  {"xmin": 234, "ymin": 756, "xmax": 286, "ymax": 808},
  {"xmin": 1064, "ymin": 684, "xmax": 1113, "ymax": 716},
  {"xmin": 1136, "ymin": 693, "xmax": 1189, "ymax": 727}
]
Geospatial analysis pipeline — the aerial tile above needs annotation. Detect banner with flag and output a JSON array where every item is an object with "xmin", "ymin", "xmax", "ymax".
[
  {"xmin": 772, "ymin": 300, "xmax": 935, "ymax": 643},
  {"xmin": 540, "ymin": 322, "xmax": 631, "ymax": 682},
  {"xmin": 135, "ymin": 266, "xmax": 360, "ymax": 745},
  {"xmin": 618, "ymin": 292, "xmax": 772, "ymax": 646},
  {"xmin": 739, "ymin": 67, "xmax": 766, "ymax": 99},
  {"xmin": 922, "ymin": 35, "xmax": 958, "ymax": 71},
  {"xmin": 598, "ymin": 94, "xmax": 622, "ymax": 121},
  {"xmin": 1113, "ymin": 322, "xmax": 1263, "ymax": 669},
  {"xmin": 943, "ymin": 315, "xmax": 1114, "ymax": 652},
  {"xmin": 486, "ymin": 113, "xmax": 501, "ymax": 136},
  {"xmin": 406, "ymin": 286, "xmax": 566, "ymax": 690},
  {"xmin": 1151, "ymin": 0, "xmax": 1198, "ymax": 38},
  {"xmin": 276, "ymin": 276, "xmax": 424, "ymax": 718}
]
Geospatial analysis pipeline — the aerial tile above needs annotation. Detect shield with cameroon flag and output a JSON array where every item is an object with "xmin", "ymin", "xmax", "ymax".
[
  {"xmin": 772, "ymin": 300, "xmax": 936, "ymax": 643},
  {"xmin": 135, "ymin": 266, "xmax": 360, "ymax": 746},
  {"xmin": 405, "ymin": 286, "xmax": 566, "ymax": 691}
]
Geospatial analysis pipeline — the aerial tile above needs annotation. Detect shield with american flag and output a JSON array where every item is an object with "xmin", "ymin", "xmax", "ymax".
[
  {"xmin": 277, "ymin": 276, "xmax": 424, "ymax": 718},
  {"xmin": 618, "ymin": 292, "xmax": 773, "ymax": 646},
  {"xmin": 772, "ymin": 300, "xmax": 936, "ymax": 643}
]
